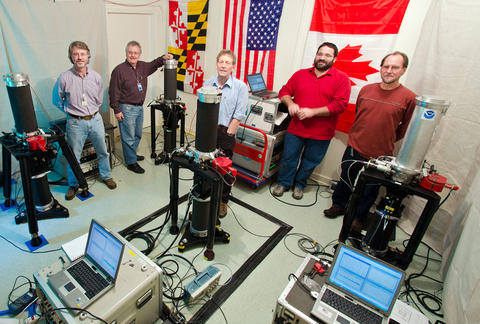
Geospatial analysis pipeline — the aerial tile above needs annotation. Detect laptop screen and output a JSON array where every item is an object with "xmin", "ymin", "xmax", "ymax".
[
  {"xmin": 247, "ymin": 73, "xmax": 267, "ymax": 92},
  {"xmin": 329, "ymin": 245, "xmax": 404, "ymax": 313},
  {"xmin": 85, "ymin": 220, "xmax": 124, "ymax": 280}
]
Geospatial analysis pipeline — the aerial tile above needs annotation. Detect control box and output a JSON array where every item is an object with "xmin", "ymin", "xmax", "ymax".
[
  {"xmin": 184, "ymin": 265, "xmax": 222, "ymax": 304},
  {"xmin": 34, "ymin": 235, "xmax": 163, "ymax": 324},
  {"xmin": 272, "ymin": 254, "xmax": 320, "ymax": 324},
  {"xmin": 244, "ymin": 96, "xmax": 289, "ymax": 135},
  {"xmin": 233, "ymin": 129, "xmax": 286, "ymax": 179}
]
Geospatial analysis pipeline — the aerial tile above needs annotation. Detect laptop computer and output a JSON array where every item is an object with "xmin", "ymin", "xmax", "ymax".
[
  {"xmin": 311, "ymin": 243, "xmax": 405, "ymax": 324},
  {"xmin": 48, "ymin": 219, "xmax": 125, "ymax": 313},
  {"xmin": 246, "ymin": 73, "xmax": 278, "ymax": 99}
]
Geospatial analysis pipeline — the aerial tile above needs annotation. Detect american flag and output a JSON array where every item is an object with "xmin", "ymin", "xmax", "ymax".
[{"xmin": 223, "ymin": 0, "xmax": 284, "ymax": 90}]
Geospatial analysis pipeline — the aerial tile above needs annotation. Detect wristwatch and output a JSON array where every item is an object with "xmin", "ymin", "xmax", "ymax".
[{"xmin": 227, "ymin": 132, "xmax": 235, "ymax": 137}]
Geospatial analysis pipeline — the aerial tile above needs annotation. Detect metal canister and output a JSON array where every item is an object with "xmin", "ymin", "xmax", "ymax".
[{"xmin": 393, "ymin": 95, "xmax": 450, "ymax": 182}]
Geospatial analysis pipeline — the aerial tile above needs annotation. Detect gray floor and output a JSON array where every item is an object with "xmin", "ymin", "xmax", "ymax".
[{"xmin": 0, "ymin": 131, "xmax": 443, "ymax": 323}]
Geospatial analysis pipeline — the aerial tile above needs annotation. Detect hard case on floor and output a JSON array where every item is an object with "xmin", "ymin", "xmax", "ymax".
[{"xmin": 272, "ymin": 254, "xmax": 323, "ymax": 324}]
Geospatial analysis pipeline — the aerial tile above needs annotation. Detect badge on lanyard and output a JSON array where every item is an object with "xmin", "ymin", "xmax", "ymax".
[
  {"xmin": 81, "ymin": 93, "xmax": 87, "ymax": 106},
  {"xmin": 137, "ymin": 82, "xmax": 143, "ymax": 92}
]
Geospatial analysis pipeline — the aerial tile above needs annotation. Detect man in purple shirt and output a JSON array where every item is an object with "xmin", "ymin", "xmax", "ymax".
[
  {"xmin": 53, "ymin": 41, "xmax": 116, "ymax": 200},
  {"xmin": 109, "ymin": 41, "xmax": 173, "ymax": 174}
]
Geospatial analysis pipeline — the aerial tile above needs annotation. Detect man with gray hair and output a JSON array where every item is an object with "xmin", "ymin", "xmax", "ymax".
[
  {"xmin": 109, "ymin": 41, "xmax": 173, "ymax": 174},
  {"xmin": 203, "ymin": 49, "xmax": 248, "ymax": 217},
  {"xmin": 53, "ymin": 41, "xmax": 116, "ymax": 200}
]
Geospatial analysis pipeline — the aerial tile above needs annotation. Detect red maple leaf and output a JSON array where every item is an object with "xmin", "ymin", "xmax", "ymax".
[{"xmin": 333, "ymin": 45, "xmax": 379, "ymax": 86}]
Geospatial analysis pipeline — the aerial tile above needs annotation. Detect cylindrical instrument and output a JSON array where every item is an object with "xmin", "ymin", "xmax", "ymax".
[
  {"xmin": 4, "ymin": 73, "xmax": 39, "ymax": 134},
  {"xmin": 195, "ymin": 86, "xmax": 221, "ymax": 153},
  {"xmin": 393, "ymin": 95, "xmax": 450, "ymax": 183},
  {"xmin": 164, "ymin": 59, "xmax": 178, "ymax": 101}
]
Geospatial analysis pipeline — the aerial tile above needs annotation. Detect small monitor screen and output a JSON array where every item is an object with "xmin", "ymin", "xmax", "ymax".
[
  {"xmin": 85, "ymin": 220, "xmax": 124, "ymax": 279},
  {"xmin": 247, "ymin": 74, "xmax": 266, "ymax": 92},
  {"xmin": 329, "ymin": 245, "xmax": 403, "ymax": 312}
]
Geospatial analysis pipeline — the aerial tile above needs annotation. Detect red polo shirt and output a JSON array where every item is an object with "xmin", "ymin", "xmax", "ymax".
[{"xmin": 278, "ymin": 67, "xmax": 351, "ymax": 140}]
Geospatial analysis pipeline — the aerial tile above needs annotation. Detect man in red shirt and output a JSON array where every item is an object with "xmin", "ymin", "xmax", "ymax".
[
  {"xmin": 272, "ymin": 42, "xmax": 351, "ymax": 200},
  {"xmin": 324, "ymin": 52, "xmax": 416, "ymax": 232}
]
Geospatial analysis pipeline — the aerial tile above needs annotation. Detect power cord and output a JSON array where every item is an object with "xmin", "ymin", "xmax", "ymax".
[
  {"xmin": 227, "ymin": 203, "xmax": 271, "ymax": 238},
  {"xmin": 0, "ymin": 234, "xmax": 61, "ymax": 254},
  {"xmin": 399, "ymin": 241, "xmax": 444, "ymax": 318},
  {"xmin": 269, "ymin": 180, "xmax": 330, "ymax": 207}
]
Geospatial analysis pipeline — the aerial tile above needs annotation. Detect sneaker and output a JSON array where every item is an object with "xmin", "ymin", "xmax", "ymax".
[
  {"xmin": 292, "ymin": 187, "xmax": 303, "ymax": 200},
  {"xmin": 219, "ymin": 202, "xmax": 228, "ymax": 218},
  {"xmin": 103, "ymin": 178, "xmax": 117, "ymax": 190},
  {"xmin": 136, "ymin": 155, "xmax": 145, "ymax": 161},
  {"xmin": 323, "ymin": 205, "xmax": 345, "ymax": 219},
  {"xmin": 65, "ymin": 186, "xmax": 79, "ymax": 200},
  {"xmin": 272, "ymin": 184, "xmax": 287, "ymax": 197},
  {"xmin": 127, "ymin": 163, "xmax": 145, "ymax": 174}
]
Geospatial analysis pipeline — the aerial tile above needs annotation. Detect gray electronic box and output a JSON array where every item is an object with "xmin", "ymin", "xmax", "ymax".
[
  {"xmin": 244, "ymin": 95, "xmax": 288, "ymax": 135},
  {"xmin": 34, "ymin": 234, "xmax": 163, "ymax": 323}
]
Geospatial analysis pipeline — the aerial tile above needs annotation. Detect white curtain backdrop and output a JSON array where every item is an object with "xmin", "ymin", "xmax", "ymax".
[
  {"xmin": 401, "ymin": 0, "xmax": 480, "ymax": 255},
  {"xmin": 401, "ymin": 0, "xmax": 480, "ymax": 322},
  {"xmin": 0, "ymin": 0, "xmax": 108, "ymax": 130}
]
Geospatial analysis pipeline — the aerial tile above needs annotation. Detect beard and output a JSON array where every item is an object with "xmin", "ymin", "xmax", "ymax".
[{"xmin": 314, "ymin": 59, "xmax": 334, "ymax": 72}]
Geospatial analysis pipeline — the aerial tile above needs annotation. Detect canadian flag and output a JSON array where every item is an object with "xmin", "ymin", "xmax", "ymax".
[{"xmin": 303, "ymin": 0, "xmax": 410, "ymax": 133}]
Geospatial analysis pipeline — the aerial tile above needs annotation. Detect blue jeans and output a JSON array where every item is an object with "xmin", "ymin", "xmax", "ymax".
[
  {"xmin": 277, "ymin": 132, "xmax": 330, "ymax": 190},
  {"xmin": 66, "ymin": 113, "xmax": 111, "ymax": 186},
  {"xmin": 118, "ymin": 104, "xmax": 143, "ymax": 165}
]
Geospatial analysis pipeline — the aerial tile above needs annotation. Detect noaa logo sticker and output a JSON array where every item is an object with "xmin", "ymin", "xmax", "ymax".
[{"xmin": 422, "ymin": 110, "xmax": 435, "ymax": 120}]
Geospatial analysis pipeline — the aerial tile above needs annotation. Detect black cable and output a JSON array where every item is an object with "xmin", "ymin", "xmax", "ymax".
[
  {"xmin": 282, "ymin": 233, "xmax": 334, "ymax": 259},
  {"xmin": 8, "ymin": 276, "xmax": 34, "ymax": 307},
  {"xmin": 227, "ymin": 203, "xmax": 270, "ymax": 238},
  {"xmin": 400, "ymin": 244, "xmax": 444, "ymax": 318},
  {"xmin": 269, "ymin": 180, "xmax": 330, "ymax": 207},
  {"xmin": 0, "ymin": 234, "xmax": 61, "ymax": 254},
  {"xmin": 43, "ymin": 307, "xmax": 107, "ymax": 323},
  {"xmin": 204, "ymin": 294, "xmax": 229, "ymax": 324},
  {"xmin": 288, "ymin": 273, "xmax": 311, "ymax": 295}
]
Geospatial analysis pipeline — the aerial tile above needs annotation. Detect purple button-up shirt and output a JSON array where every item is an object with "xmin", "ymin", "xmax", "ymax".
[{"xmin": 52, "ymin": 67, "xmax": 103, "ymax": 116}]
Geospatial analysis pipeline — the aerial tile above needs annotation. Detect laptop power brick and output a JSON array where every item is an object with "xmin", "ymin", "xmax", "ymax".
[
  {"xmin": 183, "ymin": 265, "xmax": 221, "ymax": 304},
  {"xmin": 8, "ymin": 289, "xmax": 37, "ymax": 315}
]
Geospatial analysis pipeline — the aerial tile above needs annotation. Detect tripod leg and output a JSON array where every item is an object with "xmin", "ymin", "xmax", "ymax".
[
  {"xmin": 2, "ymin": 146, "xmax": 14, "ymax": 207},
  {"xmin": 18, "ymin": 156, "xmax": 42, "ymax": 246},
  {"xmin": 57, "ymin": 135, "xmax": 88, "ymax": 193}
]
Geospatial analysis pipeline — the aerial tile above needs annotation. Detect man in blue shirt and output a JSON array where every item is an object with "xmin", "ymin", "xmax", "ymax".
[
  {"xmin": 203, "ymin": 49, "xmax": 248, "ymax": 217},
  {"xmin": 53, "ymin": 41, "xmax": 116, "ymax": 200}
]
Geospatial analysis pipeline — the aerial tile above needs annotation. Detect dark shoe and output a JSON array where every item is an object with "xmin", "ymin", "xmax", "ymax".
[
  {"xmin": 65, "ymin": 186, "xmax": 79, "ymax": 200},
  {"xmin": 219, "ymin": 202, "xmax": 228, "ymax": 218},
  {"xmin": 272, "ymin": 184, "xmax": 287, "ymax": 197},
  {"xmin": 127, "ymin": 163, "xmax": 145, "ymax": 174},
  {"xmin": 136, "ymin": 155, "xmax": 145, "ymax": 161},
  {"xmin": 351, "ymin": 218, "xmax": 364, "ymax": 232},
  {"xmin": 323, "ymin": 205, "xmax": 345, "ymax": 219},
  {"xmin": 292, "ymin": 187, "xmax": 303, "ymax": 200},
  {"xmin": 103, "ymin": 178, "xmax": 117, "ymax": 189}
]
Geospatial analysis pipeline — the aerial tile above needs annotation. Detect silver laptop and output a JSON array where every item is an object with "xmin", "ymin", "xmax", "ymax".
[
  {"xmin": 246, "ymin": 73, "xmax": 278, "ymax": 99},
  {"xmin": 311, "ymin": 243, "xmax": 405, "ymax": 324},
  {"xmin": 48, "ymin": 219, "xmax": 124, "ymax": 313}
]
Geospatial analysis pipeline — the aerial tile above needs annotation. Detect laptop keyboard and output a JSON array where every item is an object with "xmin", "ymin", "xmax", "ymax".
[
  {"xmin": 321, "ymin": 289, "xmax": 383, "ymax": 324},
  {"xmin": 67, "ymin": 260, "xmax": 109, "ymax": 299}
]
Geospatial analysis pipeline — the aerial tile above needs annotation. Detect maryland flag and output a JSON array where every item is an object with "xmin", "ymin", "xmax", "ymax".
[
  {"xmin": 303, "ymin": 0, "xmax": 410, "ymax": 133},
  {"xmin": 168, "ymin": 0, "xmax": 208, "ymax": 94}
]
